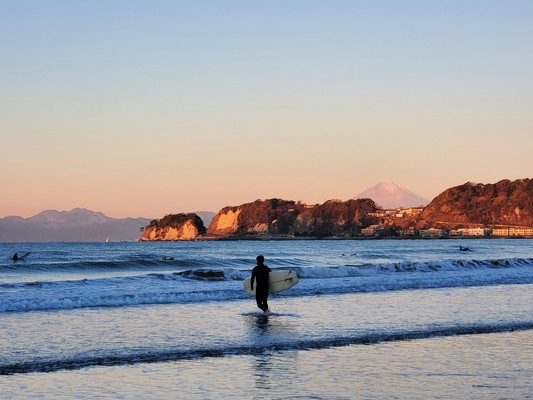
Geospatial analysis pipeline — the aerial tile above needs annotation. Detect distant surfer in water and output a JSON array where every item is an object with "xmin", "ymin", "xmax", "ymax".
[
  {"xmin": 12, "ymin": 252, "xmax": 30, "ymax": 261},
  {"xmin": 250, "ymin": 255, "xmax": 271, "ymax": 314}
]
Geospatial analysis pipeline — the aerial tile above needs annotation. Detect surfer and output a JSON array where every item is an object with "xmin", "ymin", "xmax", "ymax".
[
  {"xmin": 250, "ymin": 255, "xmax": 271, "ymax": 314},
  {"xmin": 12, "ymin": 252, "xmax": 30, "ymax": 261}
]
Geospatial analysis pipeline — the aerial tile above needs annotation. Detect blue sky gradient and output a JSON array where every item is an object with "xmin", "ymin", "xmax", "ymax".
[{"xmin": 1, "ymin": 1, "xmax": 532, "ymax": 217}]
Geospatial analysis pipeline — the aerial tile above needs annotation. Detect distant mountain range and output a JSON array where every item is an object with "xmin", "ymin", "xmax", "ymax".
[
  {"xmin": 0, "ymin": 208, "xmax": 216, "ymax": 243},
  {"xmin": 355, "ymin": 182, "xmax": 430, "ymax": 209}
]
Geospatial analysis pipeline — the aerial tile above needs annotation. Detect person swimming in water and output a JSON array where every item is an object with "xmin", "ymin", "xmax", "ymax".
[{"xmin": 12, "ymin": 252, "xmax": 30, "ymax": 261}]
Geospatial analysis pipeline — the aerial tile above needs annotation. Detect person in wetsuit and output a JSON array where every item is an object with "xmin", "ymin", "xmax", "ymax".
[{"xmin": 250, "ymin": 255, "xmax": 271, "ymax": 313}]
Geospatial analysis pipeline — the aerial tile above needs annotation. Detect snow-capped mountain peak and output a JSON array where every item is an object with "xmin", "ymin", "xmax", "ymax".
[{"xmin": 355, "ymin": 182, "xmax": 429, "ymax": 209}]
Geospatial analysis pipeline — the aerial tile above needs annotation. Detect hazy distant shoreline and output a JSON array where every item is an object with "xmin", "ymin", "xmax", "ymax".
[
  {"xmin": 156, "ymin": 235, "xmax": 533, "ymax": 242},
  {"xmin": 5, "ymin": 235, "xmax": 531, "ymax": 244}
]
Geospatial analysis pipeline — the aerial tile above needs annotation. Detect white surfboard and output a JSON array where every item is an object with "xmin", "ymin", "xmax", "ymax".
[{"xmin": 243, "ymin": 270, "xmax": 299, "ymax": 296}]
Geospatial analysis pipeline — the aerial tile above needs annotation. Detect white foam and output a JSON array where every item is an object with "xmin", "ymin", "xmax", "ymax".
[{"xmin": 1, "ymin": 257, "xmax": 532, "ymax": 313}]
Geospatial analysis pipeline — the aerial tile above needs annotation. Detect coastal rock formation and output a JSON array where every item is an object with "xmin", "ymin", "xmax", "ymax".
[
  {"xmin": 207, "ymin": 198, "xmax": 378, "ymax": 237},
  {"xmin": 207, "ymin": 199, "xmax": 305, "ymax": 236},
  {"xmin": 420, "ymin": 179, "xmax": 533, "ymax": 228},
  {"xmin": 141, "ymin": 213, "xmax": 206, "ymax": 241},
  {"xmin": 292, "ymin": 199, "xmax": 378, "ymax": 237}
]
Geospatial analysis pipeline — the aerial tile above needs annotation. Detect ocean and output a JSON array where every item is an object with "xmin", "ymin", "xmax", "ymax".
[{"xmin": 0, "ymin": 239, "xmax": 532, "ymax": 399}]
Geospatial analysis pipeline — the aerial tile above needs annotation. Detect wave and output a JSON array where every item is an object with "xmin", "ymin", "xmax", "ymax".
[
  {"xmin": 294, "ymin": 257, "xmax": 533, "ymax": 278},
  {"xmin": 3, "ymin": 256, "xmax": 531, "ymax": 281},
  {"xmin": 1, "ymin": 321, "xmax": 531, "ymax": 375},
  {"xmin": 3, "ymin": 255, "xmax": 530, "ymax": 275},
  {"xmin": 1, "ymin": 257, "xmax": 532, "ymax": 313},
  {"xmin": 0, "ymin": 256, "xmax": 313, "ymax": 273},
  {"xmin": 0, "ymin": 258, "xmax": 211, "ymax": 272}
]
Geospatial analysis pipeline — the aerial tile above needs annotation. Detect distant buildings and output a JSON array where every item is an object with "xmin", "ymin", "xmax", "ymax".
[
  {"xmin": 492, "ymin": 227, "xmax": 533, "ymax": 236},
  {"xmin": 419, "ymin": 228, "xmax": 446, "ymax": 237},
  {"xmin": 364, "ymin": 225, "xmax": 533, "ymax": 238},
  {"xmin": 367, "ymin": 207, "xmax": 424, "ymax": 219},
  {"xmin": 398, "ymin": 227, "xmax": 417, "ymax": 236},
  {"xmin": 448, "ymin": 227, "xmax": 533, "ymax": 237},
  {"xmin": 449, "ymin": 228, "xmax": 491, "ymax": 237},
  {"xmin": 361, "ymin": 225, "xmax": 380, "ymax": 236},
  {"xmin": 363, "ymin": 207, "xmax": 533, "ymax": 238}
]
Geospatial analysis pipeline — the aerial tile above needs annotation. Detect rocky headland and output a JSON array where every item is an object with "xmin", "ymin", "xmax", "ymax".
[
  {"xmin": 207, "ymin": 198, "xmax": 378, "ymax": 238},
  {"xmin": 419, "ymin": 179, "xmax": 533, "ymax": 229},
  {"xmin": 140, "ymin": 213, "xmax": 206, "ymax": 241}
]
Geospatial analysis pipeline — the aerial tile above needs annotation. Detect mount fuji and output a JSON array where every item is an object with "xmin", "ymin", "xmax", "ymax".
[{"xmin": 355, "ymin": 182, "xmax": 430, "ymax": 209}]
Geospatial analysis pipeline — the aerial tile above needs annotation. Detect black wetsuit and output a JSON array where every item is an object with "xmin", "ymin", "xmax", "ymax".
[{"xmin": 251, "ymin": 264, "xmax": 271, "ymax": 312}]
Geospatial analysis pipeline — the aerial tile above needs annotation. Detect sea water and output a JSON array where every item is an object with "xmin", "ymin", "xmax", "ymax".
[{"xmin": 0, "ymin": 239, "xmax": 532, "ymax": 399}]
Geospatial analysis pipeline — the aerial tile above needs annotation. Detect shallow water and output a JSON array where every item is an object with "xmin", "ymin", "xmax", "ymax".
[
  {"xmin": 1, "ymin": 240, "xmax": 532, "ymax": 398},
  {"xmin": 1, "ymin": 284, "xmax": 531, "ymax": 373},
  {"xmin": 1, "ymin": 320, "xmax": 531, "ymax": 399}
]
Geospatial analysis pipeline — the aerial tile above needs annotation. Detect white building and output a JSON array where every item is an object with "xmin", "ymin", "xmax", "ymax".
[
  {"xmin": 459, "ymin": 228, "xmax": 489, "ymax": 236},
  {"xmin": 361, "ymin": 225, "xmax": 380, "ymax": 236},
  {"xmin": 419, "ymin": 228, "xmax": 445, "ymax": 237}
]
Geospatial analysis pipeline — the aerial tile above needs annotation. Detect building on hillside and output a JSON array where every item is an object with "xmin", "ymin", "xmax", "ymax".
[
  {"xmin": 492, "ymin": 228, "xmax": 508, "ymax": 236},
  {"xmin": 399, "ymin": 227, "xmax": 417, "ymax": 236},
  {"xmin": 361, "ymin": 225, "xmax": 380, "ymax": 236},
  {"xmin": 492, "ymin": 227, "xmax": 533, "ymax": 236},
  {"xmin": 419, "ymin": 228, "xmax": 445, "ymax": 237},
  {"xmin": 458, "ymin": 228, "xmax": 490, "ymax": 236},
  {"xmin": 367, "ymin": 211, "xmax": 389, "ymax": 218},
  {"xmin": 510, "ymin": 227, "xmax": 533, "ymax": 236},
  {"xmin": 404, "ymin": 208, "xmax": 424, "ymax": 215}
]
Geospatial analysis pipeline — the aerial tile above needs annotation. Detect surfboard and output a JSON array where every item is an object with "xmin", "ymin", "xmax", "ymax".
[{"xmin": 243, "ymin": 270, "xmax": 299, "ymax": 296}]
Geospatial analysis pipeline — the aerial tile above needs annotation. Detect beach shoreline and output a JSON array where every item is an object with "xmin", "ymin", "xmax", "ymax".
[
  {"xmin": 153, "ymin": 234, "xmax": 533, "ymax": 242},
  {"xmin": 1, "ymin": 284, "xmax": 532, "ymax": 398}
]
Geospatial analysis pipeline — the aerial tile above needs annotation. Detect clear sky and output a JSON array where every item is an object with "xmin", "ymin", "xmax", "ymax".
[{"xmin": 1, "ymin": 1, "xmax": 532, "ymax": 218}]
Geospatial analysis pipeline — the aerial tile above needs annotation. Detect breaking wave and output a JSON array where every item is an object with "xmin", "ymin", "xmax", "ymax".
[{"xmin": 0, "ymin": 257, "xmax": 532, "ymax": 313}]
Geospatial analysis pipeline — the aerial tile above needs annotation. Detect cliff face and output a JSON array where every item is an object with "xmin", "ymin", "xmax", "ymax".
[
  {"xmin": 207, "ymin": 199, "xmax": 305, "ymax": 236},
  {"xmin": 207, "ymin": 198, "xmax": 378, "ymax": 237},
  {"xmin": 141, "ymin": 213, "xmax": 206, "ymax": 241},
  {"xmin": 420, "ymin": 179, "xmax": 533, "ymax": 228},
  {"xmin": 292, "ymin": 199, "xmax": 378, "ymax": 237}
]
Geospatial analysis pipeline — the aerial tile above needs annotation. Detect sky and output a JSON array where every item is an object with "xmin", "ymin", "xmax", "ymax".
[{"xmin": 1, "ymin": 1, "xmax": 532, "ymax": 219}]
